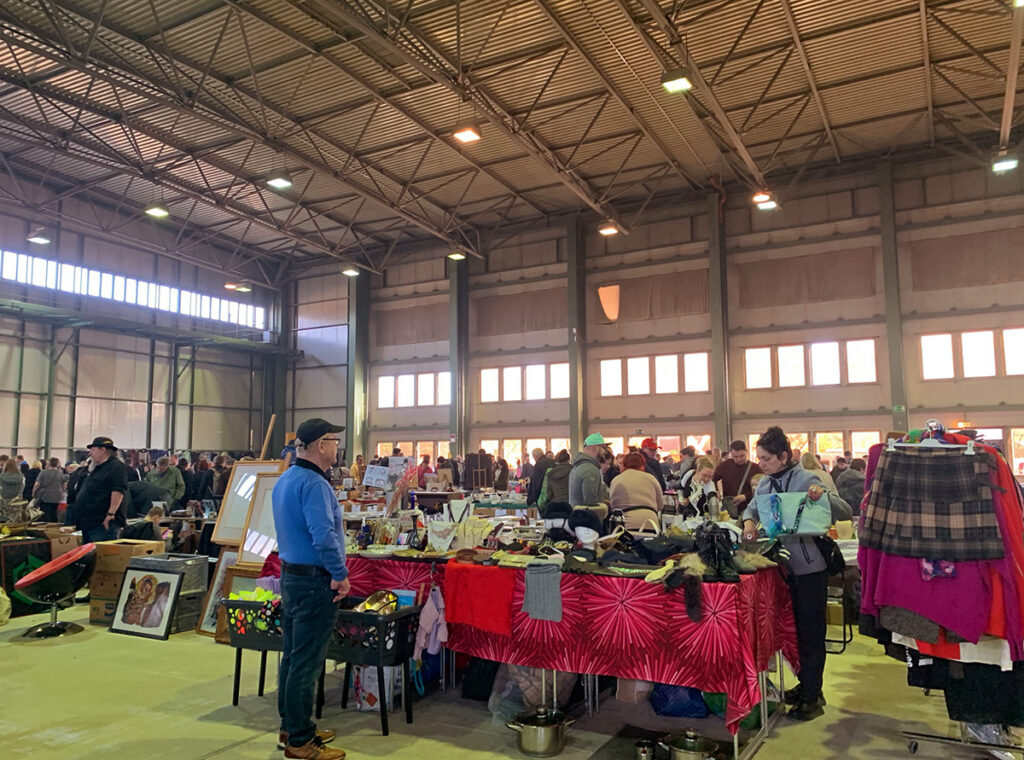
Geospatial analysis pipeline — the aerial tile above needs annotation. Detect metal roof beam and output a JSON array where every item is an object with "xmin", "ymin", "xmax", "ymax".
[
  {"xmin": 292, "ymin": 0, "xmax": 627, "ymax": 227},
  {"xmin": 632, "ymin": 0, "xmax": 766, "ymax": 188},
  {"xmin": 777, "ymin": 0, "xmax": 841, "ymax": 164},
  {"xmin": 919, "ymin": 0, "xmax": 936, "ymax": 145},
  {"xmin": 530, "ymin": 0, "xmax": 701, "ymax": 190},
  {"xmin": 1000, "ymin": 6, "xmax": 1024, "ymax": 147}
]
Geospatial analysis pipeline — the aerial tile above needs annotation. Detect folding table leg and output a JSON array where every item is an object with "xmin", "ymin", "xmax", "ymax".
[
  {"xmin": 403, "ymin": 660, "xmax": 413, "ymax": 724},
  {"xmin": 377, "ymin": 665, "xmax": 389, "ymax": 736},
  {"xmin": 341, "ymin": 663, "xmax": 352, "ymax": 709},
  {"xmin": 258, "ymin": 651, "xmax": 268, "ymax": 696},
  {"xmin": 232, "ymin": 648, "xmax": 242, "ymax": 706}
]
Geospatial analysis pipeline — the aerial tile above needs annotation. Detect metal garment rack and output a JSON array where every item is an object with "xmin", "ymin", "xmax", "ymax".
[{"xmin": 903, "ymin": 723, "xmax": 1024, "ymax": 756}]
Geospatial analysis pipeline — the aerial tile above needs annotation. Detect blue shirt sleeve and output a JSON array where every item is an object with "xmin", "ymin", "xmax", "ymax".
[{"xmin": 302, "ymin": 479, "xmax": 348, "ymax": 582}]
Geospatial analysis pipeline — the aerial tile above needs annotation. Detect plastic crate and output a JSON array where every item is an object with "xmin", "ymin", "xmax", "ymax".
[
  {"xmin": 129, "ymin": 553, "xmax": 208, "ymax": 594},
  {"xmin": 328, "ymin": 599, "xmax": 421, "ymax": 667},
  {"xmin": 222, "ymin": 598, "xmax": 283, "ymax": 651}
]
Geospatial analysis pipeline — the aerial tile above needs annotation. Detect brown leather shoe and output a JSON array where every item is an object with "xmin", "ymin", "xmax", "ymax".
[
  {"xmin": 277, "ymin": 729, "xmax": 337, "ymax": 751},
  {"xmin": 283, "ymin": 735, "xmax": 345, "ymax": 760}
]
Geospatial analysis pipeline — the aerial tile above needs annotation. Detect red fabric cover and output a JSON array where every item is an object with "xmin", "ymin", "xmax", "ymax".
[
  {"xmin": 260, "ymin": 552, "xmax": 281, "ymax": 578},
  {"xmin": 442, "ymin": 560, "xmax": 516, "ymax": 636},
  {"xmin": 345, "ymin": 557, "xmax": 797, "ymax": 734},
  {"xmin": 14, "ymin": 542, "xmax": 95, "ymax": 589}
]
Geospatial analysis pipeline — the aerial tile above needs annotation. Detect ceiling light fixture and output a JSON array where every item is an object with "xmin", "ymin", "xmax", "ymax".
[
  {"xmin": 233, "ymin": 282, "xmax": 253, "ymax": 293},
  {"xmin": 266, "ymin": 171, "xmax": 292, "ymax": 189},
  {"xmin": 992, "ymin": 149, "xmax": 1019, "ymax": 173},
  {"xmin": 751, "ymin": 190, "xmax": 772, "ymax": 204},
  {"xmin": 598, "ymin": 220, "xmax": 620, "ymax": 236},
  {"xmin": 342, "ymin": 267, "xmax": 359, "ymax": 277},
  {"xmin": 661, "ymin": 67, "xmax": 693, "ymax": 94},
  {"xmin": 452, "ymin": 124, "xmax": 481, "ymax": 143},
  {"xmin": 144, "ymin": 202, "xmax": 170, "ymax": 218},
  {"xmin": 447, "ymin": 250, "xmax": 467, "ymax": 261},
  {"xmin": 756, "ymin": 200, "xmax": 778, "ymax": 211},
  {"xmin": 224, "ymin": 282, "xmax": 238, "ymax": 291},
  {"xmin": 26, "ymin": 227, "xmax": 50, "ymax": 244}
]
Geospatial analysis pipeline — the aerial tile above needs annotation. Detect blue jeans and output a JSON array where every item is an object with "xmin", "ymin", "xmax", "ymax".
[
  {"xmin": 278, "ymin": 573, "xmax": 337, "ymax": 746},
  {"xmin": 83, "ymin": 525, "xmax": 118, "ymax": 543}
]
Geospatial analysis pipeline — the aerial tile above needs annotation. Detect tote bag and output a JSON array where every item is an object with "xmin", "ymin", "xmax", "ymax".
[{"xmin": 754, "ymin": 492, "xmax": 831, "ymax": 537}]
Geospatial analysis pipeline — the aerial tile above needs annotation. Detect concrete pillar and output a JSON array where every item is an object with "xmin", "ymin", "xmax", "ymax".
[{"xmin": 878, "ymin": 163, "xmax": 910, "ymax": 433}]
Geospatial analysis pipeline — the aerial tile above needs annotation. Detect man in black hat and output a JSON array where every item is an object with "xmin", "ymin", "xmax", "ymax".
[
  {"xmin": 75, "ymin": 436, "xmax": 129, "ymax": 543},
  {"xmin": 272, "ymin": 418, "xmax": 348, "ymax": 760}
]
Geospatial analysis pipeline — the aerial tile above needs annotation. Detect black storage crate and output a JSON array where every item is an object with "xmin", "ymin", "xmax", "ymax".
[
  {"xmin": 129, "ymin": 553, "xmax": 208, "ymax": 594},
  {"xmin": 328, "ymin": 599, "xmax": 421, "ymax": 667},
  {"xmin": 222, "ymin": 598, "xmax": 283, "ymax": 651}
]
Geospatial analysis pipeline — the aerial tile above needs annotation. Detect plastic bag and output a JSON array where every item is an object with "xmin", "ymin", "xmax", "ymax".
[
  {"xmin": 703, "ymin": 691, "xmax": 779, "ymax": 730},
  {"xmin": 650, "ymin": 684, "xmax": 709, "ymax": 718}
]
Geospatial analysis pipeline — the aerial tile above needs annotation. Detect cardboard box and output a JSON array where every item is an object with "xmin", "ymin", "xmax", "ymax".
[
  {"xmin": 93, "ymin": 539, "xmax": 164, "ymax": 575},
  {"xmin": 615, "ymin": 678, "xmax": 653, "ymax": 704},
  {"xmin": 50, "ymin": 534, "xmax": 81, "ymax": 559},
  {"xmin": 89, "ymin": 597, "xmax": 117, "ymax": 625},
  {"xmin": 826, "ymin": 603, "xmax": 845, "ymax": 627},
  {"xmin": 89, "ymin": 570, "xmax": 125, "ymax": 599}
]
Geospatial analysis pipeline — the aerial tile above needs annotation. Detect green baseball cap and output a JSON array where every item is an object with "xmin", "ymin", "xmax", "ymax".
[{"xmin": 583, "ymin": 433, "xmax": 611, "ymax": 446}]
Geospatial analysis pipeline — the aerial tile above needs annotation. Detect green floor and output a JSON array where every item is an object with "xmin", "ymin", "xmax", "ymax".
[{"xmin": 0, "ymin": 605, "xmax": 972, "ymax": 760}]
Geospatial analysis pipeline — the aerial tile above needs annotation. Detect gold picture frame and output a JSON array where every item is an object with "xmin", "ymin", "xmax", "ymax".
[
  {"xmin": 236, "ymin": 472, "xmax": 282, "ymax": 571},
  {"xmin": 210, "ymin": 460, "xmax": 284, "ymax": 546}
]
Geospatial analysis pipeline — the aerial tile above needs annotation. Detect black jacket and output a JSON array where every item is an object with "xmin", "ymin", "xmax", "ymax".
[
  {"xmin": 642, "ymin": 452, "xmax": 667, "ymax": 492},
  {"xmin": 527, "ymin": 456, "xmax": 554, "ymax": 506}
]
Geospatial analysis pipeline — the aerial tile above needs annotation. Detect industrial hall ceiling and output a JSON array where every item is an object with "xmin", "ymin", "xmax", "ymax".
[{"xmin": 0, "ymin": 0, "xmax": 1020, "ymax": 286}]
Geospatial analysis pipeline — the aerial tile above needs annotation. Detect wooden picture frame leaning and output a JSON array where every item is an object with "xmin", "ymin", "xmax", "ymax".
[
  {"xmin": 236, "ymin": 472, "xmax": 282, "ymax": 571},
  {"xmin": 211, "ymin": 460, "xmax": 284, "ymax": 546}
]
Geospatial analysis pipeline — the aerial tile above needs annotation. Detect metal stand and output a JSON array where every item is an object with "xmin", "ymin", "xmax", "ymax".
[
  {"xmin": 732, "ymin": 652, "xmax": 786, "ymax": 760},
  {"xmin": 902, "ymin": 722, "xmax": 1024, "ymax": 756},
  {"xmin": 21, "ymin": 602, "xmax": 85, "ymax": 639},
  {"xmin": 581, "ymin": 673, "xmax": 600, "ymax": 717}
]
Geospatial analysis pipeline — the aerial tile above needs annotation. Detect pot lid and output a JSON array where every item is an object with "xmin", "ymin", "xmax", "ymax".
[
  {"xmin": 667, "ymin": 730, "xmax": 716, "ymax": 752},
  {"xmin": 515, "ymin": 706, "xmax": 568, "ymax": 727}
]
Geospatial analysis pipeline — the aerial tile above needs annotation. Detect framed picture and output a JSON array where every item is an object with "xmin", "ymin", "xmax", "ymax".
[
  {"xmin": 110, "ymin": 568, "xmax": 183, "ymax": 641},
  {"xmin": 197, "ymin": 550, "xmax": 237, "ymax": 637},
  {"xmin": 211, "ymin": 460, "xmax": 284, "ymax": 546},
  {"xmin": 237, "ymin": 473, "xmax": 282, "ymax": 570}
]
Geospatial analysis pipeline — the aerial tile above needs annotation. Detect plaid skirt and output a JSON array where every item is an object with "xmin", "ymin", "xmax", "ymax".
[{"xmin": 860, "ymin": 447, "xmax": 1003, "ymax": 560}]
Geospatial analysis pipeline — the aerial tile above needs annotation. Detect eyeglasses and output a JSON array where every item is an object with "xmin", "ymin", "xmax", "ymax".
[{"xmin": 320, "ymin": 437, "xmax": 341, "ymax": 444}]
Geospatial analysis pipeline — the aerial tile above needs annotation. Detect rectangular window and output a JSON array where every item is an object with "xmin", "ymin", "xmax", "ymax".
[
  {"xmin": 1010, "ymin": 429, "xmax": 1024, "ymax": 477},
  {"xmin": 748, "ymin": 433, "xmax": 761, "ymax": 454},
  {"xmin": 600, "ymin": 359, "xmax": 622, "ymax": 396},
  {"xmin": 744, "ymin": 347, "xmax": 772, "ymax": 389},
  {"xmin": 480, "ymin": 440, "xmax": 499, "ymax": 456},
  {"xmin": 626, "ymin": 357, "xmax": 650, "ymax": 395},
  {"xmin": 480, "ymin": 368, "xmax": 499, "ymax": 403},
  {"xmin": 628, "ymin": 436, "xmax": 646, "ymax": 450},
  {"xmin": 503, "ymin": 440, "xmax": 523, "ymax": 468},
  {"xmin": 417, "ymin": 373, "xmax": 435, "ymax": 406},
  {"xmin": 1005, "ymin": 329, "xmax": 1024, "ymax": 375},
  {"xmin": 526, "ymin": 439, "xmax": 547, "ymax": 458},
  {"xmin": 777, "ymin": 345, "xmax": 805, "ymax": 387},
  {"xmin": 846, "ymin": 339, "xmax": 877, "ymax": 383},
  {"xmin": 549, "ymin": 363, "xmax": 570, "ymax": 399},
  {"xmin": 972, "ymin": 428, "xmax": 1003, "ymax": 444},
  {"xmin": 45, "ymin": 260, "xmax": 57, "ymax": 289},
  {"xmin": 199, "ymin": 295, "xmax": 211, "ymax": 319},
  {"xmin": 684, "ymin": 352, "xmax": 710, "ymax": 392},
  {"xmin": 686, "ymin": 434, "xmax": 711, "ymax": 454},
  {"xmin": 921, "ymin": 334, "xmax": 954, "ymax": 379},
  {"xmin": 395, "ymin": 442, "xmax": 413, "ymax": 457},
  {"xmin": 851, "ymin": 431, "xmax": 881, "ymax": 457},
  {"xmin": 16, "ymin": 253, "xmax": 29, "ymax": 283},
  {"xmin": 58, "ymin": 263, "xmax": 74, "ymax": 291},
  {"xmin": 210, "ymin": 297, "xmax": 221, "ymax": 321},
  {"xmin": 30, "ymin": 257, "xmax": 47, "ymax": 287},
  {"xmin": 550, "ymin": 438, "xmax": 570, "ymax": 455},
  {"xmin": 255, "ymin": 307, "xmax": 266, "ymax": 330},
  {"xmin": 654, "ymin": 355, "xmax": 679, "ymax": 394},
  {"xmin": 416, "ymin": 441, "xmax": 435, "ymax": 461},
  {"xmin": 502, "ymin": 366, "xmax": 522, "ymax": 402},
  {"xmin": 437, "ymin": 371, "xmax": 451, "ymax": 405},
  {"xmin": 87, "ymin": 269, "xmax": 101, "ymax": 297},
  {"xmin": 113, "ymin": 276, "xmax": 125, "ymax": 302},
  {"xmin": 525, "ymin": 364, "xmax": 546, "ymax": 400},
  {"xmin": 658, "ymin": 436, "xmax": 681, "ymax": 460},
  {"xmin": 227, "ymin": 301, "xmax": 239, "ymax": 324},
  {"xmin": 396, "ymin": 374, "xmax": 415, "ymax": 408},
  {"xmin": 0, "ymin": 252, "xmax": 15, "ymax": 281},
  {"xmin": 810, "ymin": 342, "xmax": 841, "ymax": 386},
  {"xmin": 125, "ymin": 278, "xmax": 138, "ymax": 304},
  {"xmin": 962, "ymin": 330, "xmax": 996, "ymax": 378},
  {"xmin": 377, "ymin": 376, "xmax": 395, "ymax": 408},
  {"xmin": 180, "ymin": 291, "xmax": 191, "ymax": 315},
  {"xmin": 605, "ymin": 437, "xmax": 625, "ymax": 456},
  {"xmin": 815, "ymin": 432, "xmax": 844, "ymax": 460},
  {"xmin": 376, "ymin": 442, "xmax": 393, "ymax": 459},
  {"xmin": 437, "ymin": 440, "xmax": 451, "ymax": 459},
  {"xmin": 100, "ymin": 272, "xmax": 114, "ymax": 299},
  {"xmin": 787, "ymin": 432, "xmax": 809, "ymax": 458}
]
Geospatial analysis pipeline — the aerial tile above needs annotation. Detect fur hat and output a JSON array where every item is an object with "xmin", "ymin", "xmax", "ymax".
[
  {"xmin": 544, "ymin": 501, "xmax": 572, "ymax": 520},
  {"xmin": 568, "ymin": 508, "xmax": 603, "ymax": 534}
]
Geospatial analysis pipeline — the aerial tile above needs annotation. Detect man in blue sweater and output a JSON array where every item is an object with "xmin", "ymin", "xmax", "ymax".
[{"xmin": 273, "ymin": 418, "xmax": 349, "ymax": 760}]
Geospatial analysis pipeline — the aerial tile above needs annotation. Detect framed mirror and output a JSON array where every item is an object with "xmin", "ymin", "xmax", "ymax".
[
  {"xmin": 211, "ymin": 460, "xmax": 284, "ymax": 546},
  {"xmin": 237, "ymin": 472, "xmax": 282, "ymax": 570}
]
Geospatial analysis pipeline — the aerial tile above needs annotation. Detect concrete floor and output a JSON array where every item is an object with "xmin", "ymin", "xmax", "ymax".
[{"xmin": 0, "ymin": 605, "xmax": 988, "ymax": 760}]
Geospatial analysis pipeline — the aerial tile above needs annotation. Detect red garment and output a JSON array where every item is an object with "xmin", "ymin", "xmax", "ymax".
[
  {"xmin": 443, "ymin": 560, "xmax": 516, "ymax": 636},
  {"xmin": 260, "ymin": 552, "xmax": 282, "ymax": 578},
  {"xmin": 916, "ymin": 629, "xmax": 962, "ymax": 660}
]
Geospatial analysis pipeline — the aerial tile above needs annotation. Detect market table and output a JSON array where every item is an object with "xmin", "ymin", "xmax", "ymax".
[{"xmin": 345, "ymin": 557, "xmax": 798, "ymax": 735}]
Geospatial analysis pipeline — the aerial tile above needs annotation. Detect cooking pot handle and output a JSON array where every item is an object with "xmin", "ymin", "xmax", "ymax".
[
  {"xmin": 658, "ymin": 741, "xmax": 670, "ymax": 751},
  {"xmin": 564, "ymin": 717, "xmax": 576, "ymax": 727},
  {"xmin": 506, "ymin": 722, "xmax": 523, "ymax": 733}
]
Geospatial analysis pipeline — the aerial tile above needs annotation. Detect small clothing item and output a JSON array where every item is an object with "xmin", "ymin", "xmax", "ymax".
[
  {"xmin": 861, "ymin": 447, "xmax": 1003, "ymax": 561},
  {"xmin": 414, "ymin": 587, "xmax": 448, "ymax": 661},
  {"xmin": 444, "ymin": 560, "xmax": 516, "ymax": 636},
  {"xmin": 879, "ymin": 606, "xmax": 940, "ymax": 644},
  {"xmin": 522, "ymin": 561, "xmax": 563, "ymax": 622}
]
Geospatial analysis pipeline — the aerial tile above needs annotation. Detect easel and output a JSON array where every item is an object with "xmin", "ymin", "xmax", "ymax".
[{"xmin": 258, "ymin": 413, "xmax": 277, "ymax": 460}]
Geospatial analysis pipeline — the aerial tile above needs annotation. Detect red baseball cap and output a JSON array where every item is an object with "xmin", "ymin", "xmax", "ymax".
[{"xmin": 641, "ymin": 438, "xmax": 659, "ymax": 450}]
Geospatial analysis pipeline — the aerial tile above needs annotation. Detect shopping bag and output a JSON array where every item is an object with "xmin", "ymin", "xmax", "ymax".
[
  {"xmin": 650, "ymin": 684, "xmax": 709, "ymax": 718},
  {"xmin": 352, "ymin": 664, "xmax": 401, "ymax": 711}
]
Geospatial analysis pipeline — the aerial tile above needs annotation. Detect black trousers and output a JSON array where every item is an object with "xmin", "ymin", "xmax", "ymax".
[{"xmin": 789, "ymin": 569, "xmax": 829, "ymax": 699}]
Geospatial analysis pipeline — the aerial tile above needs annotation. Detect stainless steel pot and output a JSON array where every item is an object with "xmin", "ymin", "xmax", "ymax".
[
  {"xmin": 659, "ymin": 729, "xmax": 718, "ymax": 760},
  {"xmin": 506, "ymin": 706, "xmax": 576, "ymax": 757}
]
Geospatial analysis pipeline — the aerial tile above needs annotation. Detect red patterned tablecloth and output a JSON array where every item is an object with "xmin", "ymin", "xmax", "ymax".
[{"xmin": 346, "ymin": 557, "xmax": 798, "ymax": 733}]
